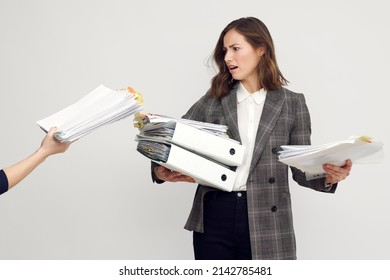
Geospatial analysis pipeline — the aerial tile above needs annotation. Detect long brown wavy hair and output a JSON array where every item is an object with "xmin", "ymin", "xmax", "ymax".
[{"xmin": 210, "ymin": 17, "xmax": 288, "ymax": 99}]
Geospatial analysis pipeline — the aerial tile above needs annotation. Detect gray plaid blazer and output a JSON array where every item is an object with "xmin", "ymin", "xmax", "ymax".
[{"xmin": 181, "ymin": 85, "xmax": 337, "ymax": 260}]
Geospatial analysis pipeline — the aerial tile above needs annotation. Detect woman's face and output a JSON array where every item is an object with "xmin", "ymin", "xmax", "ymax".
[{"xmin": 223, "ymin": 29, "xmax": 263, "ymax": 89}]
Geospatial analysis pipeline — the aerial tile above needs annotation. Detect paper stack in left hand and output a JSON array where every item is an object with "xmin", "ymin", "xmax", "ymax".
[
  {"xmin": 37, "ymin": 85, "xmax": 143, "ymax": 142},
  {"xmin": 278, "ymin": 136, "xmax": 384, "ymax": 180}
]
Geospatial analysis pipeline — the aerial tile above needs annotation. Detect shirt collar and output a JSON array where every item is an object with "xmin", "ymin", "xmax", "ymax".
[{"xmin": 237, "ymin": 82, "xmax": 267, "ymax": 104}]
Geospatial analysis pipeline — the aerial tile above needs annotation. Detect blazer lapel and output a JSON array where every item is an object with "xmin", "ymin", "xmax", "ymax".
[
  {"xmin": 221, "ymin": 87, "xmax": 241, "ymax": 143},
  {"xmin": 250, "ymin": 88, "xmax": 285, "ymax": 173}
]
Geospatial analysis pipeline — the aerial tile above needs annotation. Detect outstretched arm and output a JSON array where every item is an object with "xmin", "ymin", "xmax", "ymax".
[{"xmin": 2, "ymin": 127, "xmax": 71, "ymax": 190}]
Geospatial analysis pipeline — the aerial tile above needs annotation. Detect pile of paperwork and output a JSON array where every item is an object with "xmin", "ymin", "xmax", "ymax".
[
  {"xmin": 278, "ymin": 136, "xmax": 384, "ymax": 180},
  {"xmin": 37, "ymin": 85, "xmax": 143, "ymax": 142}
]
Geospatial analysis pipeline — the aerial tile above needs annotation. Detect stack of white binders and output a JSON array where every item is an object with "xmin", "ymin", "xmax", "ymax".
[{"xmin": 135, "ymin": 114, "xmax": 245, "ymax": 191}]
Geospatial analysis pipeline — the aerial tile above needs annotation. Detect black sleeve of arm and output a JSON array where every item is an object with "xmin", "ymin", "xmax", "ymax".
[{"xmin": 0, "ymin": 169, "xmax": 9, "ymax": 195}]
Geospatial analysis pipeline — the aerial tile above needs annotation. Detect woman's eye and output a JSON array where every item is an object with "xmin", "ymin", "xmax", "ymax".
[{"xmin": 233, "ymin": 47, "xmax": 239, "ymax": 51}]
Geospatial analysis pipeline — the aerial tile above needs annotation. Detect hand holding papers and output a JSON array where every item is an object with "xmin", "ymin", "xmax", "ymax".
[
  {"xmin": 278, "ymin": 136, "xmax": 384, "ymax": 180},
  {"xmin": 37, "ymin": 85, "xmax": 143, "ymax": 142},
  {"xmin": 135, "ymin": 114, "xmax": 245, "ymax": 191}
]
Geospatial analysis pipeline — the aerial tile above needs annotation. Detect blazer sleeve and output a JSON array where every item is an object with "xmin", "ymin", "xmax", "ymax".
[
  {"xmin": 289, "ymin": 93, "xmax": 337, "ymax": 193},
  {"xmin": 181, "ymin": 90, "xmax": 211, "ymax": 121},
  {"xmin": 0, "ymin": 169, "xmax": 9, "ymax": 195},
  {"xmin": 151, "ymin": 162, "xmax": 165, "ymax": 184}
]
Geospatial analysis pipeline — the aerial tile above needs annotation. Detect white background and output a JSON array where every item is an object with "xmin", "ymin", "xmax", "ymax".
[{"xmin": 0, "ymin": 0, "xmax": 389, "ymax": 260}]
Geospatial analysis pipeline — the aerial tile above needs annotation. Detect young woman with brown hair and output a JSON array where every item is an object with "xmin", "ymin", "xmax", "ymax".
[{"xmin": 153, "ymin": 17, "xmax": 352, "ymax": 260}]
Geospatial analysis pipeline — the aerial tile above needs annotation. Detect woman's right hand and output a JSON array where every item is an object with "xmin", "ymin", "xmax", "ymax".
[{"xmin": 154, "ymin": 166, "xmax": 196, "ymax": 183}]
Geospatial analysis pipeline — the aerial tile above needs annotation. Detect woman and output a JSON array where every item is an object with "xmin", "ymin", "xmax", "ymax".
[
  {"xmin": 0, "ymin": 127, "xmax": 71, "ymax": 195},
  {"xmin": 153, "ymin": 17, "xmax": 352, "ymax": 260}
]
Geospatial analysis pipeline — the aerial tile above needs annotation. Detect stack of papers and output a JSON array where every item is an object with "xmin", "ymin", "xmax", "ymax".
[
  {"xmin": 278, "ymin": 136, "xmax": 384, "ymax": 180},
  {"xmin": 137, "ymin": 140, "xmax": 171, "ymax": 163},
  {"xmin": 134, "ymin": 113, "xmax": 228, "ymax": 136},
  {"xmin": 135, "ymin": 114, "xmax": 246, "ymax": 191},
  {"xmin": 37, "ymin": 85, "xmax": 143, "ymax": 142}
]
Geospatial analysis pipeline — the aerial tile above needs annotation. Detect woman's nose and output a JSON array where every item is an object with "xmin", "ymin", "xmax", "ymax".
[{"xmin": 224, "ymin": 51, "xmax": 232, "ymax": 62}]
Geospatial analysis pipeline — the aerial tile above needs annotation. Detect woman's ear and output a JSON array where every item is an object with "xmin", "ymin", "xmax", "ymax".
[{"xmin": 257, "ymin": 46, "xmax": 266, "ymax": 58}]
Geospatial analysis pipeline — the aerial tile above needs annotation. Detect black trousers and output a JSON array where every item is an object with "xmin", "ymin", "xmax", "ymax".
[{"xmin": 193, "ymin": 191, "xmax": 252, "ymax": 260}]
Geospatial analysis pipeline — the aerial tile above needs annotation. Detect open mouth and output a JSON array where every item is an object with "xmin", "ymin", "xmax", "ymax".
[{"xmin": 229, "ymin": 65, "xmax": 238, "ymax": 70}]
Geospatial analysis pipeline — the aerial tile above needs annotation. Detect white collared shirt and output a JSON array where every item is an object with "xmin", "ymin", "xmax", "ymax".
[{"xmin": 233, "ymin": 83, "xmax": 266, "ymax": 191}]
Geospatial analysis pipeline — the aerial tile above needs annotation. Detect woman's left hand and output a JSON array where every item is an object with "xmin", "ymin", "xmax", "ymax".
[{"xmin": 323, "ymin": 159, "xmax": 352, "ymax": 184}]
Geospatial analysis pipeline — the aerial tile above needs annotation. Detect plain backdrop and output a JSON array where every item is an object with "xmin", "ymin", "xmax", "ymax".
[{"xmin": 0, "ymin": 0, "xmax": 389, "ymax": 260}]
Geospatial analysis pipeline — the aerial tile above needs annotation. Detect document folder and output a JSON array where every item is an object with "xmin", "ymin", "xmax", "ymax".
[
  {"xmin": 139, "ymin": 121, "xmax": 245, "ymax": 166},
  {"xmin": 137, "ymin": 140, "xmax": 236, "ymax": 192}
]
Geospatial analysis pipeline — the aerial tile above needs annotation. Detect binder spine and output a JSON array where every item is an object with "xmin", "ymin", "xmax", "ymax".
[
  {"xmin": 171, "ymin": 122, "xmax": 245, "ymax": 166},
  {"xmin": 157, "ymin": 144, "xmax": 235, "ymax": 192}
]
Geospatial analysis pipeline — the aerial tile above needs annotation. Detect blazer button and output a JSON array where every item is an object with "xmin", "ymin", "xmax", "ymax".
[
  {"xmin": 272, "ymin": 147, "xmax": 279, "ymax": 154},
  {"xmin": 268, "ymin": 177, "xmax": 275, "ymax": 184},
  {"xmin": 271, "ymin": 206, "xmax": 277, "ymax": 212}
]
